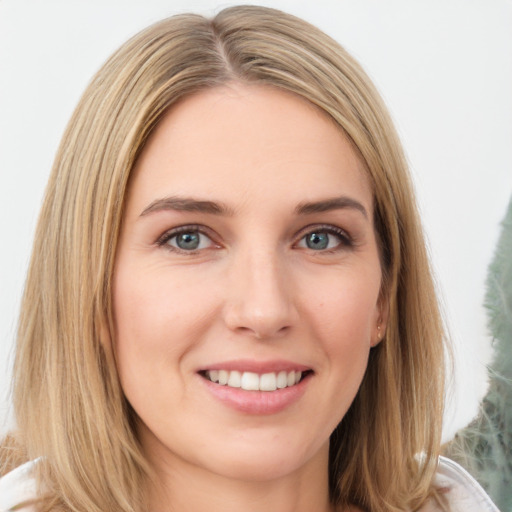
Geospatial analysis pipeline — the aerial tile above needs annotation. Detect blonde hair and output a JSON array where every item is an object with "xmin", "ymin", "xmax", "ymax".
[{"xmin": 2, "ymin": 6, "xmax": 446, "ymax": 512}]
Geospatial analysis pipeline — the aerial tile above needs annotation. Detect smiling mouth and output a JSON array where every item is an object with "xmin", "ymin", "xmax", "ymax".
[{"xmin": 200, "ymin": 369, "xmax": 312, "ymax": 392}]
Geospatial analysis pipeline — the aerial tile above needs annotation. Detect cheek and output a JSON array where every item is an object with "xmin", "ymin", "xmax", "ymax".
[
  {"xmin": 296, "ymin": 273, "xmax": 379, "ymax": 439},
  {"xmin": 302, "ymin": 267, "xmax": 380, "ymax": 402},
  {"xmin": 114, "ymin": 263, "xmax": 215, "ymax": 340},
  {"xmin": 305, "ymin": 270, "xmax": 380, "ymax": 344},
  {"xmin": 112, "ymin": 265, "xmax": 207, "ymax": 387}
]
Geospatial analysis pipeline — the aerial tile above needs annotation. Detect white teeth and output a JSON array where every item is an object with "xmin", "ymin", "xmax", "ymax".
[
  {"xmin": 259, "ymin": 372, "xmax": 277, "ymax": 391},
  {"xmin": 218, "ymin": 370, "xmax": 228, "ymax": 385},
  {"xmin": 276, "ymin": 371, "xmax": 288, "ymax": 389},
  {"xmin": 241, "ymin": 372, "xmax": 259, "ymax": 391},
  {"xmin": 205, "ymin": 369, "xmax": 304, "ymax": 391},
  {"xmin": 227, "ymin": 370, "xmax": 241, "ymax": 388}
]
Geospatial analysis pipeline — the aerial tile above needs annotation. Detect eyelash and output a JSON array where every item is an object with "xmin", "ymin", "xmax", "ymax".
[
  {"xmin": 156, "ymin": 225, "xmax": 217, "ymax": 253},
  {"xmin": 295, "ymin": 224, "xmax": 354, "ymax": 253},
  {"xmin": 155, "ymin": 224, "xmax": 354, "ymax": 254}
]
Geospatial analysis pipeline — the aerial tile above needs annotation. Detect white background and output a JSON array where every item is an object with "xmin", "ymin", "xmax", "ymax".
[{"xmin": 1, "ymin": 0, "xmax": 511, "ymax": 441}]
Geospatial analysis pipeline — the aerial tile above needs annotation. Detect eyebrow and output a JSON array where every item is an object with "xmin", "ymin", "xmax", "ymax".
[
  {"xmin": 140, "ymin": 196, "xmax": 234, "ymax": 217},
  {"xmin": 139, "ymin": 195, "xmax": 368, "ymax": 219},
  {"xmin": 295, "ymin": 196, "xmax": 368, "ymax": 219}
]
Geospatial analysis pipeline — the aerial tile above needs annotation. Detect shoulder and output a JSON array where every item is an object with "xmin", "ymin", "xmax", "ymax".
[
  {"xmin": 0, "ymin": 459, "xmax": 39, "ymax": 512},
  {"xmin": 419, "ymin": 456, "xmax": 500, "ymax": 512}
]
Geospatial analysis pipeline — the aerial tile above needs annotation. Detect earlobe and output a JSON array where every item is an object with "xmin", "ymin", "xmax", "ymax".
[
  {"xmin": 371, "ymin": 318, "xmax": 386, "ymax": 347},
  {"xmin": 377, "ymin": 322, "xmax": 383, "ymax": 342},
  {"xmin": 372, "ymin": 295, "xmax": 389, "ymax": 347}
]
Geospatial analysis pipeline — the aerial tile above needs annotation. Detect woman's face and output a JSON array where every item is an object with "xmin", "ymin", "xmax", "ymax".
[{"xmin": 113, "ymin": 84, "xmax": 385, "ymax": 483}]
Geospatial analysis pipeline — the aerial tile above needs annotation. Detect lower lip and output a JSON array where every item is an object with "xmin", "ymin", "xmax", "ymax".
[{"xmin": 200, "ymin": 374, "xmax": 311, "ymax": 415}]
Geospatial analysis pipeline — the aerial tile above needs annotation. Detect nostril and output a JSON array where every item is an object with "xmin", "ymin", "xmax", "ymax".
[
  {"xmin": 250, "ymin": 324, "xmax": 292, "ymax": 340},
  {"xmin": 222, "ymin": 268, "xmax": 299, "ymax": 338}
]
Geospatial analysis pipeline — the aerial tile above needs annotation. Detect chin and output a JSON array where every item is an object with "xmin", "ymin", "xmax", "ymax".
[
  {"xmin": 208, "ymin": 454, "xmax": 308, "ymax": 482},
  {"xmin": 200, "ymin": 435, "xmax": 329, "ymax": 483}
]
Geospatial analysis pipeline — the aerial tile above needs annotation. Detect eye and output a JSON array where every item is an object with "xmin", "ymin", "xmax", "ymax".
[
  {"xmin": 157, "ymin": 226, "xmax": 217, "ymax": 252},
  {"xmin": 296, "ymin": 226, "xmax": 352, "ymax": 251}
]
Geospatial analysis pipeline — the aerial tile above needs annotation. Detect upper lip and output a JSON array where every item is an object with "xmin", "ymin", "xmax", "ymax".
[{"xmin": 197, "ymin": 359, "xmax": 312, "ymax": 374}]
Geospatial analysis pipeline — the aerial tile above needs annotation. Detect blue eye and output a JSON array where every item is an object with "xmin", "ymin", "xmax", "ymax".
[
  {"xmin": 174, "ymin": 232, "xmax": 201, "ymax": 250},
  {"xmin": 297, "ymin": 227, "xmax": 351, "ymax": 251},
  {"xmin": 305, "ymin": 232, "xmax": 330, "ymax": 250},
  {"xmin": 159, "ymin": 228, "xmax": 215, "ymax": 252}
]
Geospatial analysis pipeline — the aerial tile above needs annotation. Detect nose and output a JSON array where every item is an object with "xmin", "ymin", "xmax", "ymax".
[{"xmin": 223, "ymin": 248, "xmax": 298, "ymax": 339}]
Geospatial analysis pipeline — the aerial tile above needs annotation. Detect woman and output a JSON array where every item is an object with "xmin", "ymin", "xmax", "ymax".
[{"xmin": 0, "ymin": 5, "xmax": 499, "ymax": 512}]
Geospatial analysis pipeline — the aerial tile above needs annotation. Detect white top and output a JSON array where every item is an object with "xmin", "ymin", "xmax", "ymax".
[
  {"xmin": 423, "ymin": 456, "xmax": 500, "ymax": 512},
  {"xmin": 0, "ymin": 458, "xmax": 39, "ymax": 512},
  {"xmin": 0, "ymin": 456, "xmax": 500, "ymax": 512}
]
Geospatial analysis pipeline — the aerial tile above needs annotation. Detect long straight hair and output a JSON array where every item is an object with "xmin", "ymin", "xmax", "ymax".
[{"xmin": 2, "ymin": 6, "xmax": 446, "ymax": 511}]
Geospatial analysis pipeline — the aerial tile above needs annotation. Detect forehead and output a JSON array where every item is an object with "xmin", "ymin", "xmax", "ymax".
[{"xmin": 128, "ymin": 83, "xmax": 372, "ymax": 216}]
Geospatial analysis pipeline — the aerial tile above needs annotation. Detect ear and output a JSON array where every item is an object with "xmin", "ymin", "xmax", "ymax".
[{"xmin": 371, "ymin": 293, "xmax": 389, "ymax": 347}]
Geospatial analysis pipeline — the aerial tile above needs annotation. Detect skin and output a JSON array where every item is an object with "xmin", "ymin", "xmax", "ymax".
[{"xmin": 113, "ymin": 83, "xmax": 386, "ymax": 512}]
